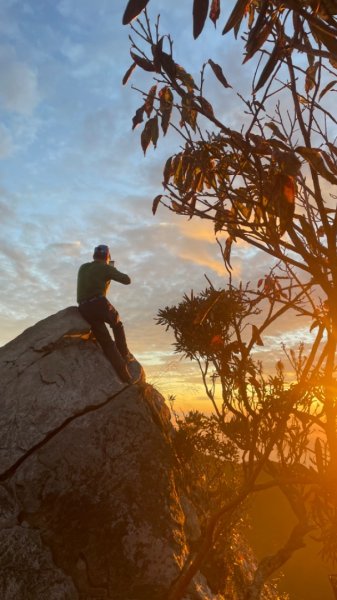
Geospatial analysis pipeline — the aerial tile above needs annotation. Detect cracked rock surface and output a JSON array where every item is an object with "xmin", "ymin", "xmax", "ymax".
[{"xmin": 0, "ymin": 307, "xmax": 218, "ymax": 600}]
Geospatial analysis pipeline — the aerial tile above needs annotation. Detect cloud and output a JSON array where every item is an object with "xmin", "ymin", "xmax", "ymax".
[
  {"xmin": 0, "ymin": 123, "xmax": 14, "ymax": 157},
  {"xmin": 46, "ymin": 241, "xmax": 82, "ymax": 254},
  {"xmin": 0, "ymin": 45, "xmax": 40, "ymax": 115},
  {"xmin": 60, "ymin": 39, "xmax": 84, "ymax": 64}
]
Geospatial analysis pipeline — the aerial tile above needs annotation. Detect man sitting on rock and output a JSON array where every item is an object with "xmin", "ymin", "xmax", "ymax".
[{"xmin": 77, "ymin": 244, "xmax": 133, "ymax": 384}]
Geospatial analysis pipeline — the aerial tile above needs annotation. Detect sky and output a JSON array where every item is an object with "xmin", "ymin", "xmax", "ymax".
[{"xmin": 0, "ymin": 0, "xmax": 317, "ymax": 411}]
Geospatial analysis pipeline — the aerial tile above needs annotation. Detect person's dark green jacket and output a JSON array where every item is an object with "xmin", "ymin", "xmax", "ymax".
[{"xmin": 77, "ymin": 261, "xmax": 131, "ymax": 303}]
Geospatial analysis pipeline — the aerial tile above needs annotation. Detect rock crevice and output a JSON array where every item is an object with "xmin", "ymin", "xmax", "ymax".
[{"xmin": 0, "ymin": 307, "xmax": 219, "ymax": 600}]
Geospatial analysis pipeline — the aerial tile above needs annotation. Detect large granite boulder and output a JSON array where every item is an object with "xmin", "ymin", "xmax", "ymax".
[{"xmin": 0, "ymin": 307, "xmax": 219, "ymax": 600}]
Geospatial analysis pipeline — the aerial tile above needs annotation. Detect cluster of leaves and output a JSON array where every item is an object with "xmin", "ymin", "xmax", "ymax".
[
  {"xmin": 160, "ymin": 282, "xmax": 337, "ymax": 595},
  {"xmin": 121, "ymin": 0, "xmax": 337, "ymax": 596},
  {"xmin": 123, "ymin": 11, "xmax": 337, "ymax": 282},
  {"xmin": 157, "ymin": 285, "xmax": 249, "ymax": 362},
  {"xmin": 123, "ymin": 0, "xmax": 337, "ymax": 90}
]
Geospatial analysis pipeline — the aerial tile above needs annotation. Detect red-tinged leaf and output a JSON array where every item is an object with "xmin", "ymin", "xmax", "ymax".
[
  {"xmin": 132, "ymin": 105, "xmax": 145, "ymax": 130},
  {"xmin": 296, "ymin": 146, "xmax": 337, "ymax": 184},
  {"xmin": 309, "ymin": 19, "xmax": 337, "ymax": 57},
  {"xmin": 251, "ymin": 324, "xmax": 264, "ymax": 346},
  {"xmin": 282, "ymin": 174, "xmax": 295, "ymax": 204},
  {"xmin": 193, "ymin": 0, "xmax": 209, "ymax": 39},
  {"xmin": 130, "ymin": 51, "xmax": 155, "ymax": 72},
  {"xmin": 181, "ymin": 95, "xmax": 197, "ymax": 131},
  {"xmin": 210, "ymin": 334, "xmax": 223, "ymax": 347},
  {"xmin": 197, "ymin": 95, "xmax": 214, "ymax": 116},
  {"xmin": 163, "ymin": 156, "xmax": 173, "ymax": 186},
  {"xmin": 141, "ymin": 119, "xmax": 153, "ymax": 155},
  {"xmin": 122, "ymin": 62, "xmax": 136, "ymax": 85},
  {"xmin": 244, "ymin": 19, "xmax": 274, "ymax": 63},
  {"xmin": 305, "ymin": 62, "xmax": 319, "ymax": 94},
  {"xmin": 257, "ymin": 278, "xmax": 263, "ymax": 288},
  {"xmin": 254, "ymin": 41, "xmax": 281, "ymax": 92},
  {"xmin": 176, "ymin": 65, "xmax": 197, "ymax": 91},
  {"xmin": 151, "ymin": 37, "xmax": 164, "ymax": 72},
  {"xmin": 159, "ymin": 86, "xmax": 173, "ymax": 105},
  {"xmin": 222, "ymin": 0, "xmax": 249, "ymax": 35},
  {"xmin": 318, "ymin": 79, "xmax": 337, "ymax": 100},
  {"xmin": 210, "ymin": 0, "xmax": 220, "ymax": 26},
  {"xmin": 159, "ymin": 51, "xmax": 177, "ymax": 79},
  {"xmin": 144, "ymin": 85, "xmax": 157, "ymax": 117},
  {"xmin": 208, "ymin": 59, "xmax": 232, "ymax": 88},
  {"xmin": 161, "ymin": 109, "xmax": 172, "ymax": 136},
  {"xmin": 159, "ymin": 86, "xmax": 173, "ymax": 135},
  {"xmin": 122, "ymin": 0, "xmax": 149, "ymax": 24},
  {"xmin": 152, "ymin": 194, "xmax": 162, "ymax": 215},
  {"xmin": 150, "ymin": 115, "xmax": 159, "ymax": 147}
]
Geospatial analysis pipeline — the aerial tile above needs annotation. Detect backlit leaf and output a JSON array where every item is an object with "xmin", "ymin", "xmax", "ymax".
[
  {"xmin": 222, "ymin": 0, "xmax": 249, "ymax": 35},
  {"xmin": 151, "ymin": 37, "xmax": 164, "ymax": 72},
  {"xmin": 152, "ymin": 194, "xmax": 162, "ymax": 215},
  {"xmin": 208, "ymin": 59, "xmax": 232, "ymax": 88},
  {"xmin": 209, "ymin": 0, "xmax": 220, "ymax": 26},
  {"xmin": 150, "ymin": 115, "xmax": 159, "ymax": 147},
  {"xmin": 130, "ymin": 51, "xmax": 155, "ymax": 72},
  {"xmin": 123, "ymin": 0, "xmax": 150, "ymax": 24},
  {"xmin": 318, "ymin": 79, "xmax": 337, "ymax": 100},
  {"xmin": 159, "ymin": 51, "xmax": 177, "ymax": 79},
  {"xmin": 244, "ymin": 18, "xmax": 274, "ymax": 63},
  {"xmin": 296, "ymin": 146, "xmax": 337, "ymax": 184},
  {"xmin": 176, "ymin": 65, "xmax": 197, "ymax": 91},
  {"xmin": 159, "ymin": 86, "xmax": 173, "ymax": 135},
  {"xmin": 196, "ymin": 96, "xmax": 214, "ymax": 117},
  {"xmin": 254, "ymin": 41, "xmax": 281, "ymax": 92},
  {"xmin": 193, "ymin": 0, "xmax": 209, "ymax": 39},
  {"xmin": 144, "ymin": 84, "xmax": 157, "ymax": 117},
  {"xmin": 181, "ymin": 94, "xmax": 197, "ymax": 131},
  {"xmin": 132, "ymin": 105, "xmax": 145, "ymax": 130},
  {"xmin": 305, "ymin": 62, "xmax": 319, "ymax": 94},
  {"xmin": 163, "ymin": 156, "xmax": 173, "ymax": 186},
  {"xmin": 141, "ymin": 119, "xmax": 153, "ymax": 154},
  {"xmin": 122, "ymin": 62, "xmax": 136, "ymax": 85},
  {"xmin": 309, "ymin": 19, "xmax": 337, "ymax": 58}
]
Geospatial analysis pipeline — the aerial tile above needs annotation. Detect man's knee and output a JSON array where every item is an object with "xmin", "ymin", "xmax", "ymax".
[{"xmin": 91, "ymin": 322, "xmax": 111, "ymax": 346}]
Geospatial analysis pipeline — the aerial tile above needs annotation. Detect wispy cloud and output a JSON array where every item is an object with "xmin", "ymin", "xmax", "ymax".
[{"xmin": 0, "ymin": 45, "xmax": 40, "ymax": 115}]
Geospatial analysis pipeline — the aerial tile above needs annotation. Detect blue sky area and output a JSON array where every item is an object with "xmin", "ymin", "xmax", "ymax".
[{"xmin": 0, "ymin": 0, "xmax": 314, "ymax": 409}]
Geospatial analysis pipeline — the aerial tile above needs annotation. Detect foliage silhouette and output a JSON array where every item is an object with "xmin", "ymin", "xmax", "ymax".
[{"xmin": 122, "ymin": 2, "xmax": 337, "ymax": 598}]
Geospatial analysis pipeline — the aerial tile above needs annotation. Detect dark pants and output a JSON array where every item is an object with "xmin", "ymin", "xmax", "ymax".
[{"xmin": 79, "ymin": 296, "xmax": 131, "ymax": 383}]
